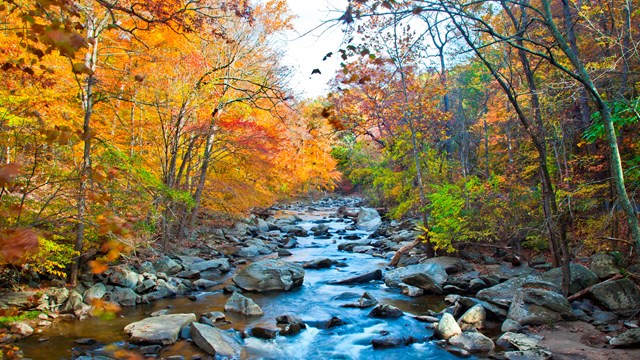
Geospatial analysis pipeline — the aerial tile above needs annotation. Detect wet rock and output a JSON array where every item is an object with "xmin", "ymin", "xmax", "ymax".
[
  {"xmin": 202, "ymin": 311, "xmax": 226, "ymax": 323},
  {"xmin": 435, "ymin": 313, "xmax": 461, "ymax": 340},
  {"xmin": 609, "ymin": 328, "xmax": 640, "ymax": 347},
  {"xmin": 139, "ymin": 344, "xmax": 162, "ymax": 355},
  {"xmin": 190, "ymin": 322, "xmax": 243, "ymax": 357},
  {"xmin": 458, "ymin": 305, "xmax": 485, "ymax": 331},
  {"xmin": 232, "ymin": 259, "xmax": 304, "ymax": 292},
  {"xmin": 153, "ymin": 257, "xmax": 182, "ymax": 276},
  {"xmin": 588, "ymin": 278, "xmax": 640, "ymax": 316},
  {"xmin": 302, "ymin": 258, "xmax": 334, "ymax": 269},
  {"xmin": 448, "ymin": 331, "xmax": 495, "ymax": 353},
  {"xmin": 250, "ymin": 326, "xmax": 279, "ymax": 339},
  {"xmin": 540, "ymin": 263, "xmax": 598, "ymax": 295},
  {"xmin": 83, "ymin": 283, "xmax": 106, "ymax": 303},
  {"xmin": 329, "ymin": 269, "xmax": 382, "ymax": 285},
  {"xmin": 276, "ymin": 314, "xmax": 306, "ymax": 331},
  {"xmin": 384, "ymin": 263, "xmax": 448, "ymax": 289},
  {"xmin": 590, "ymin": 253, "xmax": 619, "ymax": 279},
  {"xmin": 355, "ymin": 207, "xmax": 381, "ymax": 231},
  {"xmin": 10, "ymin": 322, "xmax": 33, "ymax": 337},
  {"xmin": 281, "ymin": 237, "xmax": 298, "ymax": 249},
  {"xmin": 371, "ymin": 335, "xmax": 416, "ymax": 349},
  {"xmin": 341, "ymin": 291, "xmax": 378, "ymax": 308},
  {"xmin": 369, "ymin": 304, "xmax": 403, "ymax": 318},
  {"xmin": 496, "ymin": 332, "xmax": 541, "ymax": 351},
  {"xmin": 401, "ymin": 273, "xmax": 444, "ymax": 294},
  {"xmin": 507, "ymin": 288, "xmax": 574, "ymax": 325},
  {"xmin": 278, "ymin": 249, "xmax": 293, "ymax": 257},
  {"xmin": 326, "ymin": 316, "xmax": 345, "ymax": 328},
  {"xmin": 124, "ymin": 313, "xmax": 196, "ymax": 345},
  {"xmin": 399, "ymin": 284, "xmax": 424, "ymax": 297},
  {"xmin": 468, "ymin": 278, "xmax": 488, "ymax": 293},
  {"xmin": 281, "ymin": 226, "xmax": 309, "ymax": 237},
  {"xmin": 224, "ymin": 292, "xmax": 263, "ymax": 316}
]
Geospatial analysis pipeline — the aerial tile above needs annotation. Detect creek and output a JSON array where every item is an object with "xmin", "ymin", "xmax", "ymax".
[{"xmin": 18, "ymin": 203, "xmax": 467, "ymax": 359}]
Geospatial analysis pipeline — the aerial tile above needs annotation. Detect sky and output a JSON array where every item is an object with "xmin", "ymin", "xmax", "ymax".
[{"xmin": 281, "ymin": 0, "xmax": 350, "ymax": 99}]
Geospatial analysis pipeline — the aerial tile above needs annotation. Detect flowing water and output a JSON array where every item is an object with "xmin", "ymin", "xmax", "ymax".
[{"xmin": 18, "ymin": 204, "xmax": 466, "ymax": 359}]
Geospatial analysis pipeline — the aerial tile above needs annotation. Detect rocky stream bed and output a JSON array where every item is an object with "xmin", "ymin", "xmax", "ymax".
[{"xmin": 2, "ymin": 197, "xmax": 640, "ymax": 359}]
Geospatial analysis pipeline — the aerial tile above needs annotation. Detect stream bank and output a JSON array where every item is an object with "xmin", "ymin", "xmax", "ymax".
[{"xmin": 3, "ymin": 197, "xmax": 640, "ymax": 359}]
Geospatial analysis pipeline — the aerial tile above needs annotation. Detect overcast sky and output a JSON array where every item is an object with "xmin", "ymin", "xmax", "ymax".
[{"xmin": 281, "ymin": 0, "xmax": 350, "ymax": 99}]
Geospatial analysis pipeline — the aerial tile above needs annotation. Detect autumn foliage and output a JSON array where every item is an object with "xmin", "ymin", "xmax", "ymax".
[{"xmin": 0, "ymin": 0, "xmax": 338, "ymax": 284}]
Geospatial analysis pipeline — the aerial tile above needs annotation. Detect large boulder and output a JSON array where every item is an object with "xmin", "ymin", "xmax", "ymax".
[
  {"xmin": 497, "ymin": 332, "xmax": 541, "ymax": 351},
  {"xmin": 590, "ymin": 253, "xmax": 619, "ymax": 279},
  {"xmin": 435, "ymin": 313, "xmax": 462, "ymax": 340},
  {"xmin": 153, "ymin": 257, "xmax": 182, "ymax": 275},
  {"xmin": 401, "ymin": 273, "xmax": 443, "ymax": 294},
  {"xmin": 540, "ymin": 263, "xmax": 598, "ymax": 295},
  {"xmin": 232, "ymin": 259, "xmax": 304, "ymax": 292},
  {"xmin": 458, "ymin": 304, "xmax": 486, "ymax": 331},
  {"xmin": 476, "ymin": 275, "xmax": 556, "ymax": 308},
  {"xmin": 384, "ymin": 263, "xmax": 448, "ymax": 289},
  {"xmin": 355, "ymin": 207, "xmax": 381, "ymax": 231},
  {"xmin": 421, "ymin": 256, "xmax": 471, "ymax": 274},
  {"xmin": 83, "ymin": 283, "xmax": 106, "ymax": 303},
  {"xmin": 190, "ymin": 322, "xmax": 243, "ymax": 357},
  {"xmin": 224, "ymin": 292, "xmax": 263, "ymax": 316},
  {"xmin": 507, "ymin": 288, "xmax": 574, "ymax": 325},
  {"xmin": 588, "ymin": 278, "xmax": 640, "ymax": 316},
  {"xmin": 448, "ymin": 332, "xmax": 495, "ymax": 353},
  {"xmin": 124, "ymin": 314, "xmax": 196, "ymax": 345},
  {"xmin": 107, "ymin": 266, "xmax": 140, "ymax": 289},
  {"xmin": 111, "ymin": 286, "xmax": 139, "ymax": 307}
]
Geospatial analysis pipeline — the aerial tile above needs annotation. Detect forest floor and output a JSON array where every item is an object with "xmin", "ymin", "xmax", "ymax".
[{"xmin": 537, "ymin": 321, "xmax": 640, "ymax": 360}]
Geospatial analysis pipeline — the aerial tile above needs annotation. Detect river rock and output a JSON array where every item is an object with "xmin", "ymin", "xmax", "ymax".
[
  {"xmin": 60, "ymin": 290, "xmax": 85, "ymax": 314},
  {"xmin": 501, "ymin": 319, "xmax": 523, "ymax": 333},
  {"xmin": 476, "ymin": 275, "xmax": 557, "ymax": 307},
  {"xmin": 355, "ymin": 207, "xmax": 381, "ymax": 231},
  {"xmin": 458, "ymin": 304, "xmax": 485, "ymax": 331},
  {"xmin": 385, "ymin": 263, "xmax": 448, "ymax": 289},
  {"xmin": 421, "ymin": 257, "xmax": 471, "ymax": 274},
  {"xmin": 224, "ymin": 292, "xmax": 263, "ymax": 316},
  {"xmin": 609, "ymin": 328, "xmax": 640, "ymax": 347},
  {"xmin": 507, "ymin": 288, "xmax": 574, "ymax": 325},
  {"xmin": 111, "ymin": 286, "xmax": 139, "ymax": 306},
  {"xmin": 10, "ymin": 322, "xmax": 33, "ymax": 337},
  {"xmin": 341, "ymin": 291, "xmax": 378, "ymax": 308},
  {"xmin": 590, "ymin": 253, "xmax": 619, "ymax": 279},
  {"xmin": 125, "ymin": 313, "xmax": 196, "ymax": 345},
  {"xmin": 401, "ymin": 273, "xmax": 444, "ymax": 294},
  {"xmin": 153, "ymin": 257, "xmax": 182, "ymax": 275},
  {"xmin": 190, "ymin": 322, "xmax": 243, "ymax": 357},
  {"xmin": 302, "ymin": 258, "xmax": 334, "ymax": 269},
  {"xmin": 83, "ymin": 283, "xmax": 106, "ymax": 303},
  {"xmin": 435, "ymin": 313, "xmax": 462, "ymax": 340},
  {"xmin": 400, "ymin": 284, "xmax": 424, "ymax": 297},
  {"xmin": 588, "ymin": 278, "xmax": 640, "ymax": 316},
  {"xmin": 448, "ymin": 331, "xmax": 495, "ymax": 353},
  {"xmin": 504, "ymin": 349, "xmax": 553, "ymax": 360},
  {"xmin": 329, "ymin": 269, "xmax": 382, "ymax": 285},
  {"xmin": 189, "ymin": 259, "xmax": 230, "ymax": 273},
  {"xmin": 107, "ymin": 266, "xmax": 140, "ymax": 289},
  {"xmin": 232, "ymin": 259, "xmax": 304, "ymax": 292},
  {"xmin": 497, "ymin": 332, "xmax": 541, "ymax": 351},
  {"xmin": 540, "ymin": 263, "xmax": 598, "ymax": 295},
  {"xmin": 276, "ymin": 314, "xmax": 306, "ymax": 335},
  {"xmin": 371, "ymin": 335, "xmax": 416, "ymax": 349},
  {"xmin": 251, "ymin": 326, "xmax": 279, "ymax": 339},
  {"xmin": 369, "ymin": 304, "xmax": 403, "ymax": 318}
]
